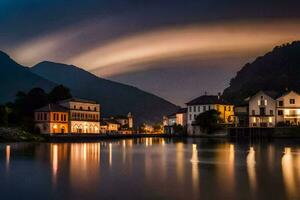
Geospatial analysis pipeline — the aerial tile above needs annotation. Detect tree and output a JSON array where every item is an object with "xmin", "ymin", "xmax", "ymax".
[
  {"xmin": 49, "ymin": 85, "xmax": 72, "ymax": 103},
  {"xmin": 195, "ymin": 110, "xmax": 223, "ymax": 134}
]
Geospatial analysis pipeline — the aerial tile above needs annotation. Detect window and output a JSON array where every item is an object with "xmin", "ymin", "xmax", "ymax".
[
  {"xmin": 94, "ymin": 107, "xmax": 97, "ymax": 111},
  {"xmin": 74, "ymin": 105, "xmax": 76, "ymax": 109},
  {"xmin": 203, "ymin": 106, "xmax": 207, "ymax": 112},
  {"xmin": 189, "ymin": 107, "xmax": 192, "ymax": 112},
  {"xmin": 80, "ymin": 106, "xmax": 83, "ymax": 110},
  {"xmin": 44, "ymin": 113, "xmax": 47, "ymax": 121},
  {"xmin": 260, "ymin": 107, "xmax": 266, "ymax": 115},
  {"xmin": 194, "ymin": 106, "xmax": 196, "ymax": 112},
  {"xmin": 189, "ymin": 114, "xmax": 192, "ymax": 120},
  {"xmin": 194, "ymin": 114, "xmax": 197, "ymax": 119},
  {"xmin": 198, "ymin": 106, "xmax": 200, "ymax": 112},
  {"xmin": 258, "ymin": 100, "xmax": 261, "ymax": 106},
  {"xmin": 228, "ymin": 106, "xmax": 231, "ymax": 111},
  {"xmin": 278, "ymin": 110, "xmax": 283, "ymax": 116},
  {"xmin": 290, "ymin": 99, "xmax": 295, "ymax": 104},
  {"xmin": 278, "ymin": 101, "xmax": 283, "ymax": 106},
  {"xmin": 270, "ymin": 110, "xmax": 274, "ymax": 115},
  {"xmin": 264, "ymin": 99, "xmax": 267, "ymax": 106},
  {"xmin": 88, "ymin": 106, "xmax": 90, "ymax": 111},
  {"xmin": 252, "ymin": 110, "xmax": 255, "ymax": 115}
]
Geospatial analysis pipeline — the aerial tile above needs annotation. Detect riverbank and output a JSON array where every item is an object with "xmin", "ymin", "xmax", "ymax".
[
  {"xmin": 229, "ymin": 127, "xmax": 300, "ymax": 138},
  {"xmin": 0, "ymin": 127, "xmax": 45, "ymax": 142}
]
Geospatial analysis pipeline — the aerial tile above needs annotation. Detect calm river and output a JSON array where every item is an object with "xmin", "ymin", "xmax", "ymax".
[{"xmin": 1, "ymin": 138, "xmax": 300, "ymax": 200}]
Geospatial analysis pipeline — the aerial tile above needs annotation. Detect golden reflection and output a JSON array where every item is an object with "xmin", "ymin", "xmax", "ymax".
[
  {"xmin": 268, "ymin": 145, "xmax": 275, "ymax": 172},
  {"xmin": 109, "ymin": 143, "xmax": 112, "ymax": 167},
  {"xmin": 215, "ymin": 144, "xmax": 235, "ymax": 194},
  {"xmin": 69, "ymin": 143, "xmax": 101, "ymax": 188},
  {"xmin": 282, "ymin": 147, "xmax": 297, "ymax": 198},
  {"xmin": 51, "ymin": 144, "xmax": 58, "ymax": 180},
  {"xmin": 176, "ymin": 142, "xmax": 185, "ymax": 182},
  {"xmin": 190, "ymin": 144, "xmax": 199, "ymax": 191},
  {"xmin": 247, "ymin": 147, "xmax": 256, "ymax": 191},
  {"xmin": 6, "ymin": 145, "xmax": 10, "ymax": 169}
]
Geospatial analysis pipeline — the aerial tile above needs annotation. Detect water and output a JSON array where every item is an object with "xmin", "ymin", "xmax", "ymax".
[{"xmin": 1, "ymin": 138, "xmax": 300, "ymax": 200}]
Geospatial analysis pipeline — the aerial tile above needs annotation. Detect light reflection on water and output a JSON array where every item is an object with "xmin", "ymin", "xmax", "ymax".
[{"xmin": 1, "ymin": 138, "xmax": 300, "ymax": 200}]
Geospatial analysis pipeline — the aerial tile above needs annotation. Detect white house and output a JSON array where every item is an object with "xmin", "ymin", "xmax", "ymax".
[
  {"xmin": 186, "ymin": 94, "xmax": 234, "ymax": 135},
  {"xmin": 276, "ymin": 91, "xmax": 300, "ymax": 125},
  {"xmin": 248, "ymin": 91, "xmax": 277, "ymax": 127},
  {"xmin": 58, "ymin": 98, "xmax": 100, "ymax": 134}
]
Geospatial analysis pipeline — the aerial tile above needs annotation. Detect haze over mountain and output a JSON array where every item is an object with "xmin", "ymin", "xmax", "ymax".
[
  {"xmin": 223, "ymin": 41, "xmax": 300, "ymax": 103},
  {"xmin": 31, "ymin": 61, "xmax": 178, "ymax": 124},
  {"xmin": 0, "ymin": 51, "xmax": 55, "ymax": 103}
]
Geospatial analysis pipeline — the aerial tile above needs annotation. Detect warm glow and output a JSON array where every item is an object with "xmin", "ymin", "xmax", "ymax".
[
  {"xmin": 190, "ymin": 144, "xmax": 199, "ymax": 192},
  {"xmin": 282, "ymin": 147, "xmax": 297, "ymax": 198},
  {"xmin": 6, "ymin": 145, "xmax": 10, "ymax": 168},
  {"xmin": 109, "ymin": 143, "xmax": 112, "ymax": 167},
  {"xmin": 247, "ymin": 147, "xmax": 256, "ymax": 191},
  {"xmin": 10, "ymin": 20, "xmax": 300, "ymax": 77}
]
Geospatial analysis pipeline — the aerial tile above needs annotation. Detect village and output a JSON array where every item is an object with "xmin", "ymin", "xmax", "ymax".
[{"xmin": 32, "ymin": 90, "xmax": 300, "ymax": 137}]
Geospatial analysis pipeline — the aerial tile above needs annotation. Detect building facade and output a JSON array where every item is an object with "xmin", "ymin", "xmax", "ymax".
[
  {"xmin": 248, "ymin": 91, "xmax": 277, "ymax": 127},
  {"xmin": 176, "ymin": 108, "xmax": 187, "ymax": 127},
  {"xmin": 186, "ymin": 95, "xmax": 234, "ymax": 135},
  {"xmin": 34, "ymin": 104, "xmax": 69, "ymax": 134},
  {"xmin": 59, "ymin": 98, "xmax": 100, "ymax": 134},
  {"xmin": 276, "ymin": 91, "xmax": 300, "ymax": 125}
]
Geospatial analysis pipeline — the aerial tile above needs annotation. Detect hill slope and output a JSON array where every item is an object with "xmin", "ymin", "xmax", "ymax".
[
  {"xmin": 31, "ymin": 62, "xmax": 178, "ymax": 124},
  {"xmin": 0, "ymin": 51, "xmax": 56, "ymax": 103},
  {"xmin": 223, "ymin": 41, "xmax": 300, "ymax": 103}
]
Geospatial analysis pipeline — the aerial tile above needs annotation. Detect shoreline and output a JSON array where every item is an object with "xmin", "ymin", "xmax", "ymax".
[{"xmin": 3, "ymin": 126, "xmax": 300, "ymax": 142}]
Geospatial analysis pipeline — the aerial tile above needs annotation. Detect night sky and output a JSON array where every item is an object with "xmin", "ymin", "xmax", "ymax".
[{"xmin": 1, "ymin": 0, "xmax": 300, "ymax": 105}]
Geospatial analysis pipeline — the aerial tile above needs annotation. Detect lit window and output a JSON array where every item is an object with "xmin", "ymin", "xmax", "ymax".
[
  {"xmin": 269, "ymin": 117, "xmax": 272, "ymax": 123},
  {"xmin": 258, "ymin": 100, "xmax": 261, "ymax": 106}
]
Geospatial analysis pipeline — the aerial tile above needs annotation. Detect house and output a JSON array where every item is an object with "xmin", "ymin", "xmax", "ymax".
[
  {"xmin": 176, "ymin": 108, "xmax": 187, "ymax": 127},
  {"xmin": 248, "ymin": 91, "xmax": 277, "ymax": 128},
  {"xmin": 101, "ymin": 113, "xmax": 134, "ymax": 134},
  {"xmin": 34, "ymin": 98, "xmax": 100, "ymax": 134},
  {"xmin": 163, "ymin": 108, "xmax": 187, "ymax": 134},
  {"xmin": 100, "ymin": 119, "xmax": 121, "ymax": 133},
  {"xmin": 34, "ymin": 104, "xmax": 69, "ymax": 134},
  {"xmin": 163, "ymin": 113, "xmax": 176, "ymax": 134},
  {"xmin": 59, "ymin": 98, "xmax": 100, "ymax": 134},
  {"xmin": 186, "ymin": 94, "xmax": 234, "ymax": 135},
  {"xmin": 233, "ymin": 101, "xmax": 249, "ymax": 127},
  {"xmin": 276, "ymin": 91, "xmax": 300, "ymax": 126}
]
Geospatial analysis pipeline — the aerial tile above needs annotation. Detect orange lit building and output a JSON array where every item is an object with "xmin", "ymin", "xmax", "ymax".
[{"xmin": 34, "ymin": 104, "xmax": 69, "ymax": 134}]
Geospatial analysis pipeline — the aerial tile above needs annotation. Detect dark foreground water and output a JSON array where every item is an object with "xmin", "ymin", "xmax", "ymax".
[{"xmin": 1, "ymin": 138, "xmax": 300, "ymax": 200}]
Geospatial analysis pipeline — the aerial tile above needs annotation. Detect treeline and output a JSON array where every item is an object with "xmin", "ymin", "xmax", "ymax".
[{"xmin": 0, "ymin": 85, "xmax": 72, "ymax": 131}]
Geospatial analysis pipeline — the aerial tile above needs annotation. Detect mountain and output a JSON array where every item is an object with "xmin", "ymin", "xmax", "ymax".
[
  {"xmin": 31, "ymin": 61, "xmax": 178, "ymax": 124},
  {"xmin": 0, "ymin": 51, "xmax": 56, "ymax": 103},
  {"xmin": 223, "ymin": 41, "xmax": 300, "ymax": 104}
]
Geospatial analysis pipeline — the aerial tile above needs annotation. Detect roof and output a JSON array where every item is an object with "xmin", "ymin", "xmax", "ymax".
[
  {"xmin": 35, "ymin": 104, "xmax": 68, "ymax": 112},
  {"xmin": 249, "ymin": 90, "xmax": 280, "ymax": 100},
  {"xmin": 102, "ymin": 118, "xmax": 121, "ymax": 125},
  {"xmin": 177, "ymin": 108, "xmax": 187, "ymax": 114},
  {"xmin": 276, "ymin": 90, "xmax": 300, "ymax": 99},
  {"xmin": 186, "ymin": 95, "xmax": 232, "ymax": 106},
  {"xmin": 59, "ymin": 98, "xmax": 98, "ymax": 104}
]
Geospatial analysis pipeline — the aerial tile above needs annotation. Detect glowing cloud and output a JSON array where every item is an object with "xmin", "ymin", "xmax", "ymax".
[{"xmin": 11, "ymin": 19, "xmax": 300, "ymax": 77}]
